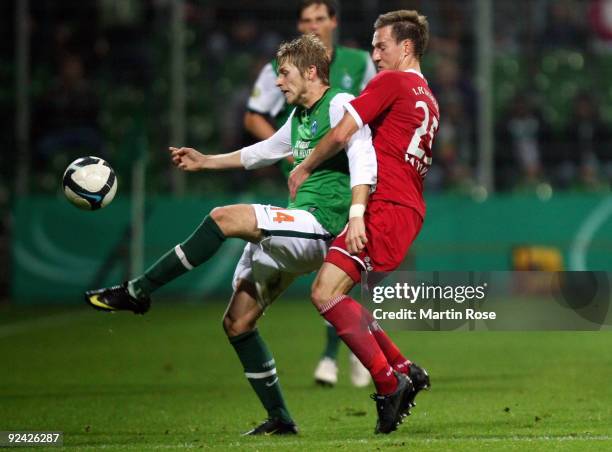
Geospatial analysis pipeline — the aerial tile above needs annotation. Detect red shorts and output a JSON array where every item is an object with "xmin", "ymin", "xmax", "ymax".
[{"xmin": 325, "ymin": 200, "xmax": 423, "ymax": 283}]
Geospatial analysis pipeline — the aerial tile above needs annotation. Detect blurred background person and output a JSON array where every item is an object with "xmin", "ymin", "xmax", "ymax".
[
  {"xmin": 34, "ymin": 53, "xmax": 103, "ymax": 185},
  {"xmin": 428, "ymin": 56, "xmax": 476, "ymax": 192},
  {"xmin": 565, "ymin": 92, "xmax": 611, "ymax": 191},
  {"xmin": 496, "ymin": 94, "xmax": 551, "ymax": 191}
]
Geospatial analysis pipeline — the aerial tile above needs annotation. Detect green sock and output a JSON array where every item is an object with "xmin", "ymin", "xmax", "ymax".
[
  {"xmin": 130, "ymin": 215, "xmax": 226, "ymax": 297},
  {"xmin": 322, "ymin": 322, "xmax": 341, "ymax": 360},
  {"xmin": 230, "ymin": 329, "xmax": 293, "ymax": 424}
]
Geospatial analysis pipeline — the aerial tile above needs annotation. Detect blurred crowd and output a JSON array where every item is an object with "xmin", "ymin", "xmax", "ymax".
[{"xmin": 2, "ymin": 0, "xmax": 612, "ymax": 198}]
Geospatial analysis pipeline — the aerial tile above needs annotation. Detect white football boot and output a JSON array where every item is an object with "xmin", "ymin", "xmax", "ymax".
[
  {"xmin": 314, "ymin": 357, "xmax": 338, "ymax": 386},
  {"xmin": 349, "ymin": 352, "xmax": 372, "ymax": 388}
]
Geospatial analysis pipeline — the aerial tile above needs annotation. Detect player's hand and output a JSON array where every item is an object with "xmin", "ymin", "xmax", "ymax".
[
  {"xmin": 346, "ymin": 216, "xmax": 367, "ymax": 255},
  {"xmin": 169, "ymin": 147, "xmax": 208, "ymax": 171},
  {"xmin": 288, "ymin": 164, "xmax": 311, "ymax": 200}
]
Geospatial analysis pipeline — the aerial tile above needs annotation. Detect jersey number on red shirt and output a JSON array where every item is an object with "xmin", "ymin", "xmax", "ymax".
[{"xmin": 406, "ymin": 101, "xmax": 438, "ymax": 178}]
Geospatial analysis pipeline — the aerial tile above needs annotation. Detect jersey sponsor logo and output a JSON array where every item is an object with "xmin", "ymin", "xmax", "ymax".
[
  {"xmin": 293, "ymin": 148, "xmax": 312, "ymax": 160},
  {"xmin": 297, "ymin": 122, "xmax": 313, "ymax": 141},
  {"xmin": 251, "ymin": 87, "xmax": 261, "ymax": 98},
  {"xmin": 293, "ymin": 140, "xmax": 312, "ymax": 160},
  {"xmin": 294, "ymin": 140, "xmax": 310, "ymax": 150}
]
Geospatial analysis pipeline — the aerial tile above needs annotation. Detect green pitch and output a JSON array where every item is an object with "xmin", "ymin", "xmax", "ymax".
[{"xmin": 1, "ymin": 301, "xmax": 611, "ymax": 451}]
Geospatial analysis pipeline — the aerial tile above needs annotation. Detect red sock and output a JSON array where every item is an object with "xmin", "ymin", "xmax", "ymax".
[
  {"xmin": 363, "ymin": 310, "xmax": 412, "ymax": 375},
  {"xmin": 319, "ymin": 295, "xmax": 397, "ymax": 395},
  {"xmin": 393, "ymin": 358, "xmax": 412, "ymax": 375}
]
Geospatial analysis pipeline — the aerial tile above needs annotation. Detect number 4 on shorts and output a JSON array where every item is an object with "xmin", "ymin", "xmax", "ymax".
[{"xmin": 273, "ymin": 211, "xmax": 295, "ymax": 223}]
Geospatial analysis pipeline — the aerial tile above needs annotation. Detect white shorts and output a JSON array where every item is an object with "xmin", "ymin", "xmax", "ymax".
[{"xmin": 232, "ymin": 204, "xmax": 333, "ymax": 308}]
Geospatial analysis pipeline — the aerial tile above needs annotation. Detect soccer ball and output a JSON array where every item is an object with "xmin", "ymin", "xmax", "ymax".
[{"xmin": 62, "ymin": 156, "xmax": 118, "ymax": 210}]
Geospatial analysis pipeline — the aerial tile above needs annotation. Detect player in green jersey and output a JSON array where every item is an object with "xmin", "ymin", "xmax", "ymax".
[
  {"xmin": 245, "ymin": 0, "xmax": 375, "ymax": 388},
  {"xmin": 84, "ymin": 35, "xmax": 376, "ymax": 436}
]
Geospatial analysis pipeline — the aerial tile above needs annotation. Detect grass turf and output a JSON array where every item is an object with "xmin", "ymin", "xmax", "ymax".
[{"xmin": 1, "ymin": 301, "xmax": 611, "ymax": 450}]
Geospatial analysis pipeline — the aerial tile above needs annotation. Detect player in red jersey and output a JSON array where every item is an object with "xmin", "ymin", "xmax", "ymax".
[{"xmin": 288, "ymin": 10, "xmax": 438, "ymax": 434}]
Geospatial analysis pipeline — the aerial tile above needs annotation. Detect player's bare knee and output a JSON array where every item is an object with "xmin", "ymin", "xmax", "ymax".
[
  {"xmin": 223, "ymin": 312, "xmax": 255, "ymax": 338},
  {"xmin": 311, "ymin": 280, "xmax": 334, "ymax": 308},
  {"xmin": 209, "ymin": 206, "xmax": 228, "ymax": 230},
  {"xmin": 223, "ymin": 316, "xmax": 255, "ymax": 337}
]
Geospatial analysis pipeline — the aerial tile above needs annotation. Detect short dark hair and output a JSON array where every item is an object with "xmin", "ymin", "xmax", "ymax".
[
  {"xmin": 277, "ymin": 34, "xmax": 330, "ymax": 86},
  {"xmin": 298, "ymin": 0, "xmax": 337, "ymax": 19},
  {"xmin": 374, "ymin": 10, "xmax": 429, "ymax": 60}
]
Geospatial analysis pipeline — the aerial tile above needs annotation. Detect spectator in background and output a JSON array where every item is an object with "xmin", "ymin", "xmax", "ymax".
[
  {"xmin": 96, "ymin": 0, "xmax": 154, "ymax": 85},
  {"xmin": 565, "ymin": 92, "xmax": 611, "ymax": 191},
  {"xmin": 496, "ymin": 94, "xmax": 551, "ymax": 190},
  {"xmin": 430, "ymin": 57, "xmax": 476, "ymax": 126},
  {"xmin": 541, "ymin": 1, "xmax": 588, "ymax": 50},
  {"xmin": 492, "ymin": 0, "xmax": 525, "ymax": 55},
  {"xmin": 427, "ymin": 92, "xmax": 474, "ymax": 193},
  {"xmin": 423, "ymin": 0, "xmax": 474, "ymax": 69},
  {"xmin": 210, "ymin": 18, "xmax": 283, "ymax": 190},
  {"xmin": 428, "ymin": 57, "xmax": 476, "ymax": 191},
  {"xmin": 34, "ymin": 53, "xmax": 104, "ymax": 171}
]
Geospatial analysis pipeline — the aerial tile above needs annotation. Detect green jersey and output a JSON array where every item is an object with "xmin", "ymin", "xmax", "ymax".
[
  {"xmin": 240, "ymin": 88, "xmax": 377, "ymax": 236},
  {"xmin": 287, "ymin": 88, "xmax": 350, "ymax": 236}
]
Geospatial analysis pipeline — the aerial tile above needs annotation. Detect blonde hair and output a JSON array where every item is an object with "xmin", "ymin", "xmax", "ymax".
[{"xmin": 276, "ymin": 34, "xmax": 330, "ymax": 85}]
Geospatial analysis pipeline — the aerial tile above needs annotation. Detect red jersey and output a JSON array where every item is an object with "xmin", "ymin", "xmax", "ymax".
[{"xmin": 345, "ymin": 69, "xmax": 439, "ymax": 218}]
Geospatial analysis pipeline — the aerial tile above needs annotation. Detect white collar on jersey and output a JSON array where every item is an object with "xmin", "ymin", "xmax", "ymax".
[{"xmin": 403, "ymin": 68, "xmax": 425, "ymax": 80}]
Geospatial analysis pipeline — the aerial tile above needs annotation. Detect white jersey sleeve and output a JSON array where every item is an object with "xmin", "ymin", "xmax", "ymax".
[
  {"xmin": 247, "ymin": 62, "xmax": 286, "ymax": 117},
  {"xmin": 329, "ymin": 93, "xmax": 377, "ymax": 188},
  {"xmin": 240, "ymin": 109, "xmax": 295, "ymax": 169},
  {"xmin": 360, "ymin": 57, "xmax": 377, "ymax": 91}
]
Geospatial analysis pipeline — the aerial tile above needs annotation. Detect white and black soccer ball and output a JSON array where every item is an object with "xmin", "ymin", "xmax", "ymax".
[{"xmin": 62, "ymin": 156, "xmax": 117, "ymax": 210}]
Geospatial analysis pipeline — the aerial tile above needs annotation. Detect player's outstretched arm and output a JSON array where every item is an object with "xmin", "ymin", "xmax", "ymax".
[
  {"xmin": 169, "ymin": 147, "xmax": 243, "ymax": 171},
  {"xmin": 244, "ymin": 112, "xmax": 296, "ymax": 166},
  {"xmin": 288, "ymin": 111, "xmax": 359, "ymax": 199},
  {"xmin": 240, "ymin": 113, "xmax": 293, "ymax": 170},
  {"xmin": 169, "ymin": 111, "xmax": 293, "ymax": 173}
]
